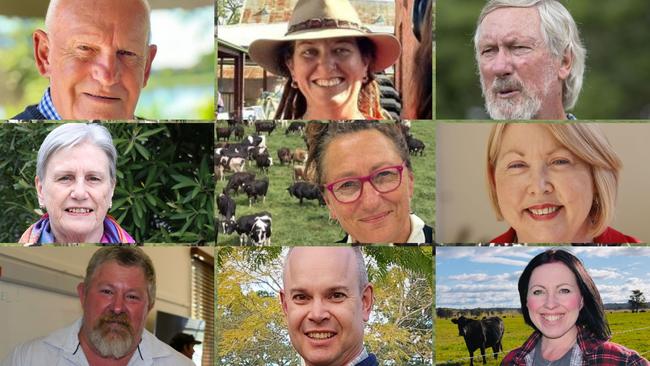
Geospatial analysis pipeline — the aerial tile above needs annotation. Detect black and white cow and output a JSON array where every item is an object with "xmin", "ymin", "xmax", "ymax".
[
  {"xmin": 287, "ymin": 182, "xmax": 325, "ymax": 205},
  {"xmin": 451, "ymin": 316, "xmax": 504, "ymax": 366},
  {"xmin": 236, "ymin": 212, "xmax": 272, "ymax": 245},
  {"xmin": 406, "ymin": 134, "xmax": 425, "ymax": 156}
]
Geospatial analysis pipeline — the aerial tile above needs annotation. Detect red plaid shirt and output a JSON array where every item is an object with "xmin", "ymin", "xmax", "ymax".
[{"xmin": 501, "ymin": 326, "xmax": 649, "ymax": 365}]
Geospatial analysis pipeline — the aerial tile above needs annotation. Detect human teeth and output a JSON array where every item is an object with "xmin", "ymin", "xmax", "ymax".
[
  {"xmin": 307, "ymin": 332, "xmax": 334, "ymax": 339},
  {"xmin": 68, "ymin": 208, "xmax": 91, "ymax": 213},
  {"xmin": 529, "ymin": 206, "xmax": 558, "ymax": 215},
  {"xmin": 543, "ymin": 314, "xmax": 562, "ymax": 321},
  {"xmin": 315, "ymin": 78, "xmax": 342, "ymax": 87}
]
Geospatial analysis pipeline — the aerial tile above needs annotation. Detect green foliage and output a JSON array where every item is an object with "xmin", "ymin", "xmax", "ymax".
[
  {"xmin": 0, "ymin": 122, "xmax": 214, "ymax": 244},
  {"xmin": 437, "ymin": 0, "xmax": 650, "ymax": 119},
  {"xmin": 216, "ymin": 121, "xmax": 435, "ymax": 244}
]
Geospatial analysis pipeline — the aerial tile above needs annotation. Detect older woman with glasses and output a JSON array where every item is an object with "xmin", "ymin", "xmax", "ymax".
[{"xmin": 305, "ymin": 121, "xmax": 432, "ymax": 244}]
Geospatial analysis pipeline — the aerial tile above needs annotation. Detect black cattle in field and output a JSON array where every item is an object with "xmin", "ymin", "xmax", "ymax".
[
  {"xmin": 406, "ymin": 134, "xmax": 425, "ymax": 156},
  {"xmin": 242, "ymin": 178, "xmax": 269, "ymax": 206},
  {"xmin": 255, "ymin": 121, "xmax": 276, "ymax": 135},
  {"xmin": 451, "ymin": 316, "xmax": 504, "ymax": 366},
  {"xmin": 216, "ymin": 126, "xmax": 232, "ymax": 141},
  {"xmin": 285, "ymin": 121, "xmax": 305, "ymax": 135},
  {"xmin": 217, "ymin": 193, "xmax": 236, "ymax": 232},
  {"xmin": 225, "ymin": 172, "xmax": 255, "ymax": 194},
  {"xmin": 235, "ymin": 212, "xmax": 272, "ymax": 245},
  {"xmin": 277, "ymin": 147, "xmax": 292, "ymax": 166},
  {"xmin": 287, "ymin": 182, "xmax": 325, "ymax": 205},
  {"xmin": 255, "ymin": 152, "xmax": 272, "ymax": 173},
  {"xmin": 232, "ymin": 124, "xmax": 245, "ymax": 139}
]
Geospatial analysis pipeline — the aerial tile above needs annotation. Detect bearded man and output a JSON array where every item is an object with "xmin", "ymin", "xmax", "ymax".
[
  {"xmin": 474, "ymin": 0, "xmax": 586, "ymax": 120},
  {"xmin": 1, "ymin": 247, "xmax": 192, "ymax": 366}
]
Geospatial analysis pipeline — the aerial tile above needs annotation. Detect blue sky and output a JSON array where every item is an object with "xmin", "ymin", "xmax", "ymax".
[{"xmin": 437, "ymin": 247, "xmax": 650, "ymax": 309}]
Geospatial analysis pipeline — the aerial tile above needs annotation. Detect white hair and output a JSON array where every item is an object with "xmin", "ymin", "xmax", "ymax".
[
  {"xmin": 474, "ymin": 0, "xmax": 586, "ymax": 111},
  {"xmin": 44, "ymin": 0, "xmax": 152, "ymax": 44},
  {"xmin": 37, "ymin": 123, "xmax": 117, "ymax": 184}
]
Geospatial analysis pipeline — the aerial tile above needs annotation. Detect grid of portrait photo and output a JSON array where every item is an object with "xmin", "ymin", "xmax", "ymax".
[{"xmin": 1, "ymin": 0, "xmax": 649, "ymax": 365}]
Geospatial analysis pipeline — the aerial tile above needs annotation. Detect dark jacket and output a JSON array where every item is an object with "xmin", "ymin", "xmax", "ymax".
[
  {"xmin": 12, "ymin": 105, "xmax": 47, "ymax": 120},
  {"xmin": 357, "ymin": 354, "xmax": 378, "ymax": 366}
]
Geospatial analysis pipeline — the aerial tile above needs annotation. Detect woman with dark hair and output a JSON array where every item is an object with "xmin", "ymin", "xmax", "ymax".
[
  {"xmin": 502, "ymin": 249, "xmax": 648, "ymax": 365},
  {"xmin": 248, "ymin": 0, "xmax": 400, "ymax": 120},
  {"xmin": 304, "ymin": 121, "xmax": 432, "ymax": 244}
]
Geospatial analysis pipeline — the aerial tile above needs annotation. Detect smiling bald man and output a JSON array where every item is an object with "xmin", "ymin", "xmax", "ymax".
[{"xmin": 13, "ymin": 0, "xmax": 157, "ymax": 120}]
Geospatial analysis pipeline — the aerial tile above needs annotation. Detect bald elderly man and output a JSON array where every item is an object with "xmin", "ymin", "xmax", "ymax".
[{"xmin": 13, "ymin": 0, "xmax": 157, "ymax": 120}]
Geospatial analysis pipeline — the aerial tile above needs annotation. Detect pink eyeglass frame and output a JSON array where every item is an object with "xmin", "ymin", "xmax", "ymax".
[{"xmin": 323, "ymin": 162, "xmax": 406, "ymax": 204}]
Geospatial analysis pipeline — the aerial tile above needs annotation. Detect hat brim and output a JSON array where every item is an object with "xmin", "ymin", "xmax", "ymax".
[{"xmin": 248, "ymin": 29, "xmax": 401, "ymax": 77}]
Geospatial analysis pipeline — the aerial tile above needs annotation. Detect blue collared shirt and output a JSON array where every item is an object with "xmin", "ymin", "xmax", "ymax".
[{"xmin": 37, "ymin": 87, "xmax": 62, "ymax": 120}]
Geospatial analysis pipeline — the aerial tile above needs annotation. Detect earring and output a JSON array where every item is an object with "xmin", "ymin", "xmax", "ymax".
[
  {"xmin": 291, "ymin": 80, "xmax": 298, "ymax": 89},
  {"xmin": 362, "ymin": 75, "xmax": 369, "ymax": 83}
]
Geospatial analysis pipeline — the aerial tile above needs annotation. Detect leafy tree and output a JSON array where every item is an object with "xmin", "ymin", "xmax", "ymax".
[
  {"xmin": 0, "ymin": 122, "xmax": 214, "ymax": 243},
  {"xmin": 217, "ymin": 0, "xmax": 244, "ymax": 25},
  {"xmin": 629, "ymin": 289, "xmax": 647, "ymax": 313}
]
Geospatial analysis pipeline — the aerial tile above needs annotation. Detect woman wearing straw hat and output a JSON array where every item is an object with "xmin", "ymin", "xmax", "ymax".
[{"xmin": 248, "ymin": 0, "xmax": 401, "ymax": 120}]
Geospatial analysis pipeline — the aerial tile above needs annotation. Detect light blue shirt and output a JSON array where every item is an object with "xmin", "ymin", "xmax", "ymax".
[{"xmin": 1, "ymin": 318, "xmax": 193, "ymax": 366}]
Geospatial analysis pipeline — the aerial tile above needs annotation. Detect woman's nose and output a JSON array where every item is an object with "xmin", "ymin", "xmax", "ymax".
[{"xmin": 527, "ymin": 166, "xmax": 553, "ymax": 195}]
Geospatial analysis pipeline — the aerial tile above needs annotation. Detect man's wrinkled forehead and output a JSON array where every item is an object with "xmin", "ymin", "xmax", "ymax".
[
  {"xmin": 478, "ymin": 6, "xmax": 543, "ymax": 43},
  {"xmin": 46, "ymin": 0, "xmax": 151, "ymax": 44}
]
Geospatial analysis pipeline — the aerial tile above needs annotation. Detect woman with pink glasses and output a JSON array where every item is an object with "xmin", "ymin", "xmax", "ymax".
[{"xmin": 305, "ymin": 122, "xmax": 432, "ymax": 244}]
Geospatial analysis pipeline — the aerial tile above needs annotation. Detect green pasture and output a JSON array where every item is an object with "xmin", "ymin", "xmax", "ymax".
[
  {"xmin": 216, "ymin": 121, "xmax": 435, "ymax": 245},
  {"xmin": 436, "ymin": 311, "xmax": 650, "ymax": 365}
]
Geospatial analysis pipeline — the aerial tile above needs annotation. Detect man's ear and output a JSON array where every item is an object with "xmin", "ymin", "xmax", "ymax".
[
  {"xmin": 361, "ymin": 284, "xmax": 374, "ymax": 322},
  {"xmin": 558, "ymin": 48, "xmax": 573, "ymax": 81},
  {"xmin": 77, "ymin": 282, "xmax": 86, "ymax": 307},
  {"xmin": 142, "ymin": 44, "xmax": 157, "ymax": 87},
  {"xmin": 33, "ymin": 30, "xmax": 51, "ymax": 77},
  {"xmin": 280, "ymin": 290, "xmax": 289, "ymax": 316}
]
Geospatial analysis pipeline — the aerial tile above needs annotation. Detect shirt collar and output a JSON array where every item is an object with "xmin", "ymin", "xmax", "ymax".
[
  {"xmin": 347, "ymin": 214, "xmax": 424, "ymax": 244},
  {"xmin": 37, "ymin": 87, "xmax": 62, "ymax": 120},
  {"xmin": 347, "ymin": 347, "xmax": 369, "ymax": 366}
]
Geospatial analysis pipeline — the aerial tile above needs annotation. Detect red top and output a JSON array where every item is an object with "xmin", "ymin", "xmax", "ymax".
[{"xmin": 490, "ymin": 227, "xmax": 640, "ymax": 245}]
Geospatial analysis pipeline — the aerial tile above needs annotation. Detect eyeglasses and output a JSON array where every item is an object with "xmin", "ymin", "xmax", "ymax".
[{"xmin": 324, "ymin": 162, "xmax": 406, "ymax": 204}]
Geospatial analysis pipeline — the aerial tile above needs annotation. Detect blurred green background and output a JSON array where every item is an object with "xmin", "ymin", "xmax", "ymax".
[
  {"xmin": 0, "ymin": 122, "xmax": 215, "ymax": 244},
  {"xmin": 436, "ymin": 0, "xmax": 650, "ymax": 119},
  {"xmin": 0, "ymin": 6, "xmax": 214, "ymax": 120}
]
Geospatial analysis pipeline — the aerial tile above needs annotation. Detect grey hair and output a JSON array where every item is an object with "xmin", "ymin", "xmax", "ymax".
[
  {"xmin": 44, "ymin": 0, "xmax": 153, "ymax": 44},
  {"xmin": 282, "ymin": 247, "xmax": 369, "ymax": 293},
  {"xmin": 473, "ymin": 0, "xmax": 586, "ymax": 110},
  {"xmin": 83, "ymin": 246, "xmax": 156, "ymax": 309},
  {"xmin": 37, "ymin": 123, "xmax": 117, "ymax": 183}
]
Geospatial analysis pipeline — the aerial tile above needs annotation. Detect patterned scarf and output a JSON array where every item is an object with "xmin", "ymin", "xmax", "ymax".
[{"xmin": 19, "ymin": 213, "xmax": 135, "ymax": 245}]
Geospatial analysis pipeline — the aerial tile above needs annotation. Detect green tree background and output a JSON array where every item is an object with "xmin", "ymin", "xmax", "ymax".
[
  {"xmin": 216, "ymin": 246, "xmax": 433, "ymax": 365},
  {"xmin": 437, "ymin": 0, "xmax": 650, "ymax": 119},
  {"xmin": 0, "ymin": 122, "xmax": 215, "ymax": 244}
]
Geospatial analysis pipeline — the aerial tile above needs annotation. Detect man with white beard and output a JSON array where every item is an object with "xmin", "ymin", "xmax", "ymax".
[
  {"xmin": 1, "ymin": 247, "xmax": 192, "ymax": 366},
  {"xmin": 474, "ymin": 0, "xmax": 586, "ymax": 120}
]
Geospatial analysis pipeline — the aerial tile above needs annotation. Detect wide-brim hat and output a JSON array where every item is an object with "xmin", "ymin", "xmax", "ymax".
[{"xmin": 248, "ymin": 0, "xmax": 401, "ymax": 77}]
